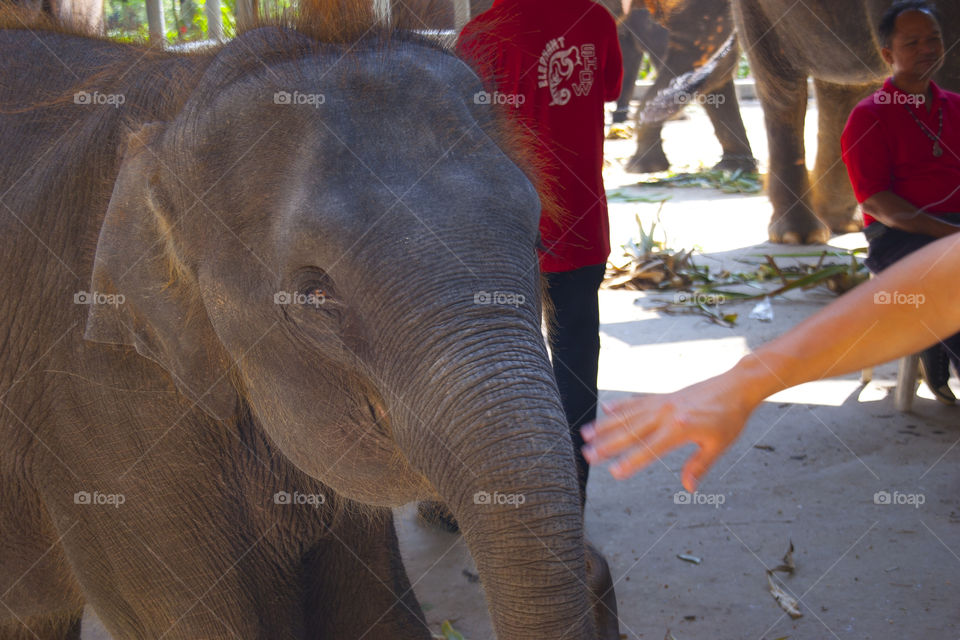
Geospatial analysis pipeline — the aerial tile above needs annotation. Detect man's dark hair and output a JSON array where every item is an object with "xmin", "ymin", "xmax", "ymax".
[{"xmin": 879, "ymin": 0, "xmax": 940, "ymax": 48}]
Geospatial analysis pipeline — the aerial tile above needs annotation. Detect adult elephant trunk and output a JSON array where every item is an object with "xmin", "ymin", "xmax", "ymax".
[
  {"xmin": 388, "ymin": 322, "xmax": 596, "ymax": 639},
  {"xmin": 639, "ymin": 33, "xmax": 737, "ymax": 124}
]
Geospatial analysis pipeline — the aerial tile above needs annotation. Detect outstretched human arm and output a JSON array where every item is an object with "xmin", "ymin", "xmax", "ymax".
[{"xmin": 582, "ymin": 234, "xmax": 960, "ymax": 492}]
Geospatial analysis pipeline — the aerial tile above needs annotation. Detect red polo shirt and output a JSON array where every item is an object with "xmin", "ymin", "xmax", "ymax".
[
  {"xmin": 457, "ymin": 0, "xmax": 622, "ymax": 272},
  {"xmin": 841, "ymin": 78, "xmax": 960, "ymax": 227}
]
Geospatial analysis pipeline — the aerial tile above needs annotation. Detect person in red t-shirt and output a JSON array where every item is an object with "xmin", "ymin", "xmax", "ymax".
[
  {"xmin": 457, "ymin": 0, "xmax": 622, "ymax": 505},
  {"xmin": 841, "ymin": 0, "xmax": 960, "ymax": 405}
]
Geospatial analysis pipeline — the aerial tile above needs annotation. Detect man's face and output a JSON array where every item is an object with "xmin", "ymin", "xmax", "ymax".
[{"xmin": 883, "ymin": 10, "xmax": 945, "ymax": 81}]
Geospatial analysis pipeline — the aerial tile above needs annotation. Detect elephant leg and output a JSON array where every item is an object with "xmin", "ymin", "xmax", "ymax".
[
  {"xmin": 626, "ymin": 118, "xmax": 670, "ymax": 173},
  {"xmin": 758, "ymin": 75, "xmax": 831, "ymax": 244},
  {"xmin": 734, "ymin": 1, "xmax": 829, "ymax": 244},
  {"xmin": 613, "ymin": 38, "xmax": 644, "ymax": 123},
  {"xmin": 0, "ymin": 478, "xmax": 84, "ymax": 640},
  {"xmin": 704, "ymin": 79, "xmax": 757, "ymax": 173},
  {"xmin": 811, "ymin": 79, "xmax": 878, "ymax": 233},
  {"xmin": 303, "ymin": 509, "xmax": 430, "ymax": 640}
]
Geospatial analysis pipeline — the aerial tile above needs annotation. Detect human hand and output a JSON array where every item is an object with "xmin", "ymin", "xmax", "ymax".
[{"xmin": 580, "ymin": 375, "xmax": 756, "ymax": 492}]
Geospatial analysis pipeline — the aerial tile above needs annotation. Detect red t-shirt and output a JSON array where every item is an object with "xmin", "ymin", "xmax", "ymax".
[
  {"xmin": 841, "ymin": 78, "xmax": 960, "ymax": 227},
  {"xmin": 457, "ymin": 0, "xmax": 622, "ymax": 272}
]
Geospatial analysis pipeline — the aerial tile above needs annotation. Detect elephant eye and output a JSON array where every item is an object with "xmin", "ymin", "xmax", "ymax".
[{"xmin": 299, "ymin": 283, "xmax": 329, "ymax": 309}]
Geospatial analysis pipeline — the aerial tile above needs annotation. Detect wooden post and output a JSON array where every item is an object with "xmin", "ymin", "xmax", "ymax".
[
  {"xmin": 206, "ymin": 0, "xmax": 223, "ymax": 40},
  {"xmin": 145, "ymin": 0, "xmax": 165, "ymax": 43},
  {"xmin": 452, "ymin": 0, "xmax": 470, "ymax": 30}
]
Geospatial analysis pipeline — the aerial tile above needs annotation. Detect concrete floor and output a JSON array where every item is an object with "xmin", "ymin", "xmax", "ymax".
[{"xmin": 82, "ymin": 102, "xmax": 960, "ymax": 639}]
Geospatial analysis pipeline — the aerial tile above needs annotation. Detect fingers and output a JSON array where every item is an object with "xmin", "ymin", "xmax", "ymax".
[
  {"xmin": 582, "ymin": 396, "xmax": 664, "ymax": 464},
  {"xmin": 583, "ymin": 415, "xmax": 657, "ymax": 464},
  {"xmin": 607, "ymin": 421, "xmax": 687, "ymax": 480},
  {"xmin": 681, "ymin": 446, "xmax": 718, "ymax": 493},
  {"xmin": 583, "ymin": 394, "xmax": 656, "ymax": 442}
]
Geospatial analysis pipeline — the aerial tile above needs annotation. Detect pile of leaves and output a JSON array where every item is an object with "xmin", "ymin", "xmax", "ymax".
[
  {"xmin": 636, "ymin": 167, "xmax": 762, "ymax": 194},
  {"xmin": 604, "ymin": 214, "xmax": 869, "ymax": 326}
]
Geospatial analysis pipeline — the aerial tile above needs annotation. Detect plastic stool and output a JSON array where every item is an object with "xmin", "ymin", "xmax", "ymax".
[{"xmin": 861, "ymin": 353, "xmax": 921, "ymax": 411}]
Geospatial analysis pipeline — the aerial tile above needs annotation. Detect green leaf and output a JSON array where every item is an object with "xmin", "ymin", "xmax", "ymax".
[{"xmin": 440, "ymin": 620, "xmax": 465, "ymax": 640}]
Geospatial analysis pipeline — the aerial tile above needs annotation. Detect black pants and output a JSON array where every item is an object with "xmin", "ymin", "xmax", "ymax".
[
  {"xmin": 545, "ymin": 264, "xmax": 605, "ymax": 508},
  {"xmin": 865, "ymin": 218, "xmax": 960, "ymax": 372}
]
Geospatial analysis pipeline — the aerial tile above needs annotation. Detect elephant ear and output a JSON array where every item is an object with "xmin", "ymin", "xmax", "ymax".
[{"xmin": 84, "ymin": 122, "xmax": 238, "ymax": 421}]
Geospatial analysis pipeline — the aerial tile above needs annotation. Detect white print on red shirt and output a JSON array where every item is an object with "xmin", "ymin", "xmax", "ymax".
[{"xmin": 537, "ymin": 37, "xmax": 598, "ymax": 106}]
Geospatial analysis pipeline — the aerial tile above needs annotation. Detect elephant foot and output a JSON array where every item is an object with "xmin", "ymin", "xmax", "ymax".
[
  {"xmin": 768, "ymin": 208, "xmax": 831, "ymax": 245},
  {"xmin": 416, "ymin": 501, "xmax": 459, "ymax": 533},
  {"xmin": 819, "ymin": 206, "xmax": 863, "ymax": 235},
  {"xmin": 626, "ymin": 150, "xmax": 670, "ymax": 174},
  {"xmin": 713, "ymin": 154, "xmax": 758, "ymax": 173},
  {"xmin": 611, "ymin": 108, "xmax": 629, "ymax": 124}
]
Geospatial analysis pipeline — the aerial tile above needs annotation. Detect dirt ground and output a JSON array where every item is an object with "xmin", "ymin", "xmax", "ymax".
[{"xmin": 82, "ymin": 101, "xmax": 960, "ymax": 639}]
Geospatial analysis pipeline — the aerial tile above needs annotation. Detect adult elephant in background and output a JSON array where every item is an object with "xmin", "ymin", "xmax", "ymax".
[
  {"xmin": 0, "ymin": 5, "xmax": 619, "ymax": 639},
  {"xmin": 618, "ymin": 0, "xmax": 756, "ymax": 173},
  {"xmin": 2, "ymin": 0, "xmax": 102, "ymax": 32},
  {"xmin": 728, "ymin": 0, "xmax": 960, "ymax": 243}
]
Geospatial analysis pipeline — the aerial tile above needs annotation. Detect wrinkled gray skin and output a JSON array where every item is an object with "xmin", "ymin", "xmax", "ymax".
[{"xmin": 0, "ymin": 26, "xmax": 618, "ymax": 640}]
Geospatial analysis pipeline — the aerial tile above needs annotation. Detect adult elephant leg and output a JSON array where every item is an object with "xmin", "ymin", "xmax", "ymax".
[
  {"xmin": 758, "ymin": 74, "xmax": 830, "ymax": 243},
  {"xmin": 613, "ymin": 37, "xmax": 643, "ymax": 123},
  {"xmin": 626, "ymin": 116, "xmax": 670, "ymax": 173},
  {"xmin": 734, "ymin": 0, "xmax": 829, "ymax": 244},
  {"xmin": 811, "ymin": 79, "xmax": 877, "ymax": 234},
  {"xmin": 705, "ymin": 79, "xmax": 757, "ymax": 173}
]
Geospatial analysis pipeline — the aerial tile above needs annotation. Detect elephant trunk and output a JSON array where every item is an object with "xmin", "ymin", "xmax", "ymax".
[
  {"xmin": 639, "ymin": 32, "xmax": 737, "ymax": 124},
  {"xmin": 391, "ymin": 332, "xmax": 595, "ymax": 639}
]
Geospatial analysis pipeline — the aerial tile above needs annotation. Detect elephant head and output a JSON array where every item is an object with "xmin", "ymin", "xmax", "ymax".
[{"xmin": 84, "ymin": 25, "xmax": 618, "ymax": 640}]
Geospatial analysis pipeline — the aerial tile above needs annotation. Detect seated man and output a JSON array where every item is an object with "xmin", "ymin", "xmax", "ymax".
[{"xmin": 841, "ymin": 0, "xmax": 960, "ymax": 405}]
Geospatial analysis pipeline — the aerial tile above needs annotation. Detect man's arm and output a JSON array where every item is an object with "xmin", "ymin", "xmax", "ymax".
[{"xmin": 861, "ymin": 190, "xmax": 960, "ymax": 237}]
